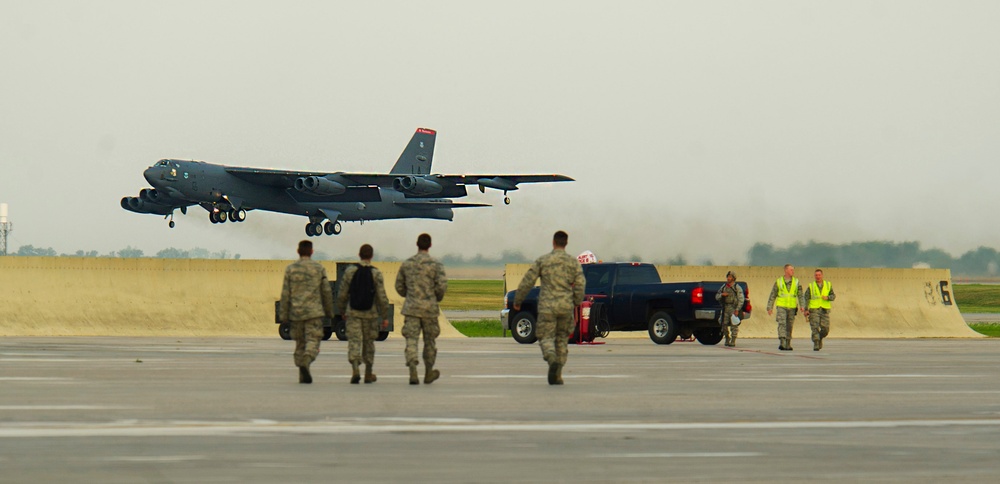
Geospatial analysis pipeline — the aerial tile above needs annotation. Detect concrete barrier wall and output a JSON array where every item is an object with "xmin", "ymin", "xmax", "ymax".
[
  {"xmin": 0, "ymin": 257, "xmax": 462, "ymax": 338},
  {"xmin": 504, "ymin": 264, "xmax": 980, "ymax": 338}
]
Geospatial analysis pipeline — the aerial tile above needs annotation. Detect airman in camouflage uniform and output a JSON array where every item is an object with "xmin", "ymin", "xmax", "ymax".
[
  {"xmin": 279, "ymin": 240, "xmax": 334, "ymax": 384},
  {"xmin": 766, "ymin": 264, "xmax": 806, "ymax": 351},
  {"xmin": 514, "ymin": 231, "xmax": 586, "ymax": 385},
  {"xmin": 715, "ymin": 270, "xmax": 745, "ymax": 347},
  {"xmin": 336, "ymin": 244, "xmax": 390, "ymax": 384},
  {"xmin": 804, "ymin": 268, "xmax": 837, "ymax": 351},
  {"xmin": 395, "ymin": 233, "xmax": 448, "ymax": 385}
]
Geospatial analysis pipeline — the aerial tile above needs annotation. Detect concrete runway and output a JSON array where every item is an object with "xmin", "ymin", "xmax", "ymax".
[{"xmin": 1, "ymin": 336, "xmax": 999, "ymax": 483}]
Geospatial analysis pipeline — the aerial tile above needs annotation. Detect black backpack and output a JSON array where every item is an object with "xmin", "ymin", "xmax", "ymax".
[{"xmin": 349, "ymin": 265, "xmax": 376, "ymax": 310}]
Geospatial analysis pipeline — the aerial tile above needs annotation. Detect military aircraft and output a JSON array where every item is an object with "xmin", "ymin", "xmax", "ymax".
[{"xmin": 121, "ymin": 128, "xmax": 573, "ymax": 236}]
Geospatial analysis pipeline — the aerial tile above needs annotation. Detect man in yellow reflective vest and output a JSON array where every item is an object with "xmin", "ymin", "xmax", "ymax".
[
  {"xmin": 766, "ymin": 264, "xmax": 806, "ymax": 351},
  {"xmin": 804, "ymin": 268, "xmax": 836, "ymax": 351}
]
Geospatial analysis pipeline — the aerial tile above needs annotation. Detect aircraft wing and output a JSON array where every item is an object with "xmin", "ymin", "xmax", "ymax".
[
  {"xmin": 394, "ymin": 200, "xmax": 491, "ymax": 208},
  {"xmin": 226, "ymin": 168, "xmax": 573, "ymax": 191}
]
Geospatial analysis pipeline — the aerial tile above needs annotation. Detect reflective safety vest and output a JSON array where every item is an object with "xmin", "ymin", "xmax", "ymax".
[
  {"xmin": 809, "ymin": 281, "xmax": 832, "ymax": 310},
  {"xmin": 775, "ymin": 277, "xmax": 799, "ymax": 308}
]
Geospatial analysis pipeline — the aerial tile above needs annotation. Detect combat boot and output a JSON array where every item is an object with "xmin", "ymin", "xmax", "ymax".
[
  {"xmin": 778, "ymin": 338, "xmax": 786, "ymax": 350},
  {"xmin": 730, "ymin": 335, "xmax": 737, "ymax": 347},
  {"xmin": 364, "ymin": 365, "xmax": 377, "ymax": 384},
  {"xmin": 817, "ymin": 338, "xmax": 823, "ymax": 350},
  {"xmin": 424, "ymin": 365, "xmax": 440, "ymax": 384},
  {"xmin": 299, "ymin": 365, "xmax": 312, "ymax": 384},
  {"xmin": 554, "ymin": 364, "xmax": 564, "ymax": 385},
  {"xmin": 350, "ymin": 363, "xmax": 361, "ymax": 384},
  {"xmin": 813, "ymin": 339, "xmax": 821, "ymax": 351},
  {"xmin": 547, "ymin": 361, "xmax": 559, "ymax": 385},
  {"xmin": 408, "ymin": 364, "xmax": 419, "ymax": 385},
  {"xmin": 724, "ymin": 334, "xmax": 732, "ymax": 347}
]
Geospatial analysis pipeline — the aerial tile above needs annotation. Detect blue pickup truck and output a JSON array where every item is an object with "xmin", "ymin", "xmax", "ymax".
[{"xmin": 501, "ymin": 262, "xmax": 751, "ymax": 345}]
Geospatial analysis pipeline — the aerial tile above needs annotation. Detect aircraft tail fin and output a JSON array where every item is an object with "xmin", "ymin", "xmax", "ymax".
[{"xmin": 390, "ymin": 128, "xmax": 436, "ymax": 174}]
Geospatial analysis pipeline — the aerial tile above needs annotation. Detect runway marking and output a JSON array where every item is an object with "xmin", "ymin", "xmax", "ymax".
[
  {"xmin": 601, "ymin": 452, "xmax": 763, "ymax": 458},
  {"xmin": 452, "ymin": 375, "xmax": 633, "ymax": 379},
  {"xmin": 0, "ymin": 377, "xmax": 73, "ymax": 382},
  {"xmin": 0, "ymin": 405, "xmax": 143, "ymax": 411},
  {"xmin": 690, "ymin": 374, "xmax": 978, "ymax": 382},
  {"xmin": 103, "ymin": 456, "xmax": 206, "ymax": 463},
  {"xmin": 2, "ymin": 418, "xmax": 1000, "ymax": 438}
]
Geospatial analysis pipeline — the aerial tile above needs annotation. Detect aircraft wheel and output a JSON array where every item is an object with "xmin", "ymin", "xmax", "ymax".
[
  {"xmin": 209, "ymin": 212, "xmax": 218, "ymax": 224},
  {"xmin": 323, "ymin": 221, "xmax": 335, "ymax": 235},
  {"xmin": 305, "ymin": 223, "xmax": 315, "ymax": 237},
  {"xmin": 504, "ymin": 197, "xmax": 511, "ymax": 205},
  {"xmin": 234, "ymin": 209, "xmax": 246, "ymax": 222},
  {"xmin": 332, "ymin": 221, "xmax": 342, "ymax": 235},
  {"xmin": 228, "ymin": 210, "xmax": 238, "ymax": 222},
  {"xmin": 169, "ymin": 221, "xmax": 175, "ymax": 228},
  {"xmin": 218, "ymin": 211, "xmax": 227, "ymax": 223}
]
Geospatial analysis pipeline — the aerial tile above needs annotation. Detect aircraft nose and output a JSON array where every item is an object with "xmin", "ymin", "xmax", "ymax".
[{"xmin": 143, "ymin": 166, "xmax": 160, "ymax": 185}]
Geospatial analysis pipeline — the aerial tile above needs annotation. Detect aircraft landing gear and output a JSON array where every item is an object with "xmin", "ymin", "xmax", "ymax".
[
  {"xmin": 169, "ymin": 220, "xmax": 175, "ymax": 228},
  {"xmin": 305, "ymin": 222, "xmax": 326, "ymax": 237},
  {"xmin": 233, "ymin": 209, "xmax": 246, "ymax": 222},
  {"xmin": 503, "ymin": 190, "xmax": 511, "ymax": 205},
  {"xmin": 324, "ymin": 221, "xmax": 342, "ymax": 235}
]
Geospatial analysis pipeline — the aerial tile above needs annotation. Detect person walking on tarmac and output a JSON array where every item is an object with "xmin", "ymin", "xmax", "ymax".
[
  {"xmin": 395, "ymin": 233, "xmax": 448, "ymax": 385},
  {"xmin": 513, "ymin": 231, "xmax": 586, "ymax": 385},
  {"xmin": 766, "ymin": 264, "xmax": 806, "ymax": 351},
  {"xmin": 805, "ymin": 268, "xmax": 836, "ymax": 351},
  {"xmin": 336, "ymin": 244, "xmax": 390, "ymax": 384},
  {"xmin": 715, "ymin": 270, "xmax": 745, "ymax": 347},
  {"xmin": 278, "ymin": 240, "xmax": 334, "ymax": 384}
]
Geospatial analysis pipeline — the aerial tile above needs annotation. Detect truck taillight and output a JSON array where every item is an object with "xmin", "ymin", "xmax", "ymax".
[
  {"xmin": 504, "ymin": 293, "xmax": 509, "ymax": 308},
  {"xmin": 691, "ymin": 287, "xmax": 704, "ymax": 305}
]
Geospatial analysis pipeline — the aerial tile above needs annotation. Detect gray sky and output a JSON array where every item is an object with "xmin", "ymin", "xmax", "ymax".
[{"xmin": 1, "ymin": 1, "xmax": 997, "ymax": 262}]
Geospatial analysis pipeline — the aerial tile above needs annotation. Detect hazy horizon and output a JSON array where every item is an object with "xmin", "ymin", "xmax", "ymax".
[{"xmin": 2, "ymin": 1, "xmax": 997, "ymax": 264}]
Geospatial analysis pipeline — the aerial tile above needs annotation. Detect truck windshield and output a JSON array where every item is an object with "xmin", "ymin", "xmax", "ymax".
[{"xmin": 616, "ymin": 265, "xmax": 661, "ymax": 285}]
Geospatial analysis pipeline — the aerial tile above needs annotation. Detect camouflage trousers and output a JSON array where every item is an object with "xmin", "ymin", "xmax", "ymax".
[
  {"xmin": 346, "ymin": 315, "xmax": 379, "ymax": 366},
  {"xmin": 291, "ymin": 318, "xmax": 324, "ymax": 368},
  {"xmin": 775, "ymin": 307, "xmax": 797, "ymax": 340},
  {"xmin": 721, "ymin": 308, "xmax": 740, "ymax": 342},
  {"xmin": 537, "ymin": 309, "xmax": 573, "ymax": 366},
  {"xmin": 402, "ymin": 316, "xmax": 439, "ymax": 368},
  {"xmin": 808, "ymin": 308, "xmax": 831, "ymax": 342}
]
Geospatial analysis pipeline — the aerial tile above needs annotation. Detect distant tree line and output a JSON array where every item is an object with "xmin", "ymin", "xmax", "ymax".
[
  {"xmin": 748, "ymin": 241, "xmax": 1000, "ymax": 277},
  {"xmin": 11, "ymin": 245, "xmax": 239, "ymax": 260}
]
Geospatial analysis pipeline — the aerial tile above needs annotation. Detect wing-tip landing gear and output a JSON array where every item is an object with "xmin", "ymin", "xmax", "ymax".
[
  {"xmin": 503, "ymin": 190, "xmax": 511, "ymax": 205},
  {"xmin": 165, "ymin": 212, "xmax": 176, "ymax": 228}
]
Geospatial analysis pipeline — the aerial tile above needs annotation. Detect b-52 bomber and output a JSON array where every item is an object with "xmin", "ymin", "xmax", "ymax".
[{"xmin": 121, "ymin": 128, "xmax": 572, "ymax": 236}]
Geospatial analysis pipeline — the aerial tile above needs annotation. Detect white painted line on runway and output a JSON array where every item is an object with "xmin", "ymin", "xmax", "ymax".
[
  {"xmin": 453, "ymin": 375, "xmax": 633, "ymax": 379},
  {"xmin": 0, "ymin": 405, "xmax": 144, "ymax": 411},
  {"xmin": 885, "ymin": 391, "xmax": 1000, "ymax": 394},
  {"xmin": 601, "ymin": 452, "xmax": 764, "ymax": 458},
  {"xmin": 0, "ymin": 377, "xmax": 73, "ymax": 381},
  {"xmin": 103, "ymin": 456, "xmax": 206, "ymax": 463},
  {"xmin": 690, "ymin": 374, "xmax": 978, "ymax": 382},
  {"xmin": 3, "ymin": 418, "xmax": 1000, "ymax": 438}
]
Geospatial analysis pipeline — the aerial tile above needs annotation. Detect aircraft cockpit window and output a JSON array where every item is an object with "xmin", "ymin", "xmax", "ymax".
[{"xmin": 155, "ymin": 160, "xmax": 168, "ymax": 167}]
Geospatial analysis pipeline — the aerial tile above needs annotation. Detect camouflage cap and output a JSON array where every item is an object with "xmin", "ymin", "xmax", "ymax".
[{"xmin": 726, "ymin": 270, "xmax": 737, "ymax": 279}]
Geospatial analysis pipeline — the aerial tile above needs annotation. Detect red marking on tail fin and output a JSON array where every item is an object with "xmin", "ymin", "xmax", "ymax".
[{"xmin": 417, "ymin": 128, "xmax": 436, "ymax": 135}]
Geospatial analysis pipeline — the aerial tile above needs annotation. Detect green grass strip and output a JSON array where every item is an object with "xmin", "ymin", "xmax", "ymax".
[
  {"xmin": 968, "ymin": 323, "xmax": 1000, "ymax": 337},
  {"xmin": 441, "ymin": 280, "xmax": 505, "ymax": 311},
  {"xmin": 954, "ymin": 284, "xmax": 1000, "ymax": 313},
  {"xmin": 451, "ymin": 319, "xmax": 505, "ymax": 337}
]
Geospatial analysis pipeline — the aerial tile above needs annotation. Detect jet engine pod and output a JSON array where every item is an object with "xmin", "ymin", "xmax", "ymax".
[
  {"xmin": 393, "ymin": 175, "xmax": 443, "ymax": 196},
  {"xmin": 295, "ymin": 176, "xmax": 347, "ymax": 196},
  {"xmin": 122, "ymin": 196, "xmax": 174, "ymax": 215}
]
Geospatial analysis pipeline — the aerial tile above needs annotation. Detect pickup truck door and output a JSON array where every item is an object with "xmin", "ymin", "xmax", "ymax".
[{"xmin": 583, "ymin": 265, "xmax": 614, "ymax": 322}]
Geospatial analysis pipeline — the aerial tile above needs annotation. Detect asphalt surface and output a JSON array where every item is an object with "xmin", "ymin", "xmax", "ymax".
[{"xmin": 2, "ymin": 336, "xmax": 999, "ymax": 483}]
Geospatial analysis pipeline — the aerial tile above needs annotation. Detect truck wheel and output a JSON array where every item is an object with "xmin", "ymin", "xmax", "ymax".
[
  {"xmin": 648, "ymin": 311, "xmax": 678, "ymax": 345},
  {"xmin": 694, "ymin": 328, "xmax": 723, "ymax": 345},
  {"xmin": 322, "ymin": 326, "xmax": 334, "ymax": 341},
  {"xmin": 278, "ymin": 323, "xmax": 292, "ymax": 341},
  {"xmin": 335, "ymin": 319, "xmax": 347, "ymax": 341},
  {"xmin": 376, "ymin": 331, "xmax": 389, "ymax": 341},
  {"xmin": 511, "ymin": 311, "xmax": 538, "ymax": 344}
]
